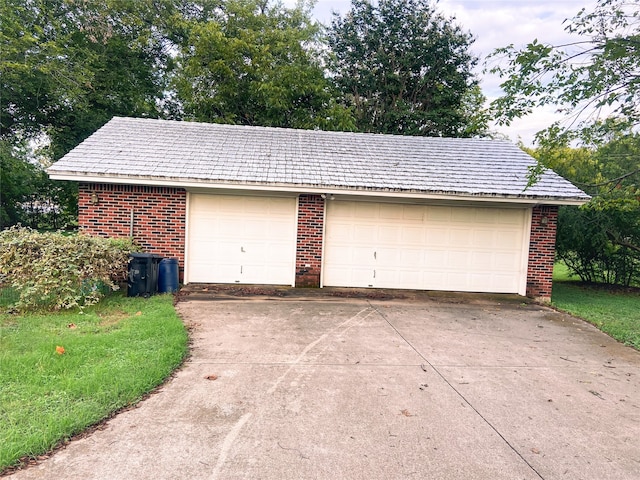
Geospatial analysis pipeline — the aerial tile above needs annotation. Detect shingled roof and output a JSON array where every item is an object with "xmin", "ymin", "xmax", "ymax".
[{"xmin": 48, "ymin": 116, "xmax": 590, "ymax": 204}]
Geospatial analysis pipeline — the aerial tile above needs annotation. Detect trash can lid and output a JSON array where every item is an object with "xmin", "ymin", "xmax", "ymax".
[{"xmin": 130, "ymin": 252, "xmax": 154, "ymax": 259}]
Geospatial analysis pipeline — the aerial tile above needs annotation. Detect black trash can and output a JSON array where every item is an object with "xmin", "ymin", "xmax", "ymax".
[
  {"xmin": 127, "ymin": 253, "xmax": 162, "ymax": 297},
  {"xmin": 158, "ymin": 258, "xmax": 179, "ymax": 293}
]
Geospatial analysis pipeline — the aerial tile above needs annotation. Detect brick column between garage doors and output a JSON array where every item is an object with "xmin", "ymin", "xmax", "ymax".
[
  {"xmin": 79, "ymin": 183, "xmax": 187, "ymax": 279},
  {"xmin": 295, "ymin": 194, "xmax": 325, "ymax": 287},
  {"xmin": 526, "ymin": 205, "xmax": 559, "ymax": 302}
]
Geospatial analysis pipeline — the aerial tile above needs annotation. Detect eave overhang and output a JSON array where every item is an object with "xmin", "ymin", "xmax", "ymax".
[{"xmin": 48, "ymin": 170, "xmax": 592, "ymax": 206}]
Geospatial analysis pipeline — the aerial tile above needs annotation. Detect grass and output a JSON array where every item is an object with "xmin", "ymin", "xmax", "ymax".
[
  {"xmin": 0, "ymin": 286, "xmax": 20, "ymax": 309},
  {"xmin": 552, "ymin": 263, "xmax": 640, "ymax": 350},
  {"xmin": 0, "ymin": 293, "xmax": 188, "ymax": 472}
]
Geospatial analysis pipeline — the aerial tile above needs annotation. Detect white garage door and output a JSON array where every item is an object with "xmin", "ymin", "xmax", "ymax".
[
  {"xmin": 186, "ymin": 194, "xmax": 297, "ymax": 285},
  {"xmin": 324, "ymin": 201, "xmax": 529, "ymax": 294}
]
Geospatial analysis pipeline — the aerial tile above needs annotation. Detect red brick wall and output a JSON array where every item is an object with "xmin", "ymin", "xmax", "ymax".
[
  {"xmin": 295, "ymin": 194, "xmax": 325, "ymax": 287},
  {"xmin": 526, "ymin": 205, "xmax": 559, "ymax": 301},
  {"xmin": 78, "ymin": 185, "xmax": 560, "ymax": 298},
  {"xmin": 78, "ymin": 183, "xmax": 187, "ymax": 276}
]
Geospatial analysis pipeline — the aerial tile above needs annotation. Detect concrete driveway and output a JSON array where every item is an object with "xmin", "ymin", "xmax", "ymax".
[{"xmin": 7, "ymin": 291, "xmax": 640, "ymax": 480}]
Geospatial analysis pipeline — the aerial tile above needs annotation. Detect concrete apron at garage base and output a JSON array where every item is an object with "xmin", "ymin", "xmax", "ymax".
[{"xmin": 8, "ymin": 294, "xmax": 640, "ymax": 480}]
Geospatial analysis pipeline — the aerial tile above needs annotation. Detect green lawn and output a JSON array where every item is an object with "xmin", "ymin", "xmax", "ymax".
[
  {"xmin": 552, "ymin": 264, "xmax": 640, "ymax": 350},
  {"xmin": 0, "ymin": 293, "xmax": 188, "ymax": 472}
]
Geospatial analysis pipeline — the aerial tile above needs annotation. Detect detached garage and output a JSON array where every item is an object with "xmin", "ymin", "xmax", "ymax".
[{"xmin": 48, "ymin": 117, "xmax": 590, "ymax": 301}]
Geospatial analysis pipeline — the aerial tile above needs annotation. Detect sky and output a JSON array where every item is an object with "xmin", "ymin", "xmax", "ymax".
[{"xmin": 285, "ymin": 0, "xmax": 598, "ymax": 145}]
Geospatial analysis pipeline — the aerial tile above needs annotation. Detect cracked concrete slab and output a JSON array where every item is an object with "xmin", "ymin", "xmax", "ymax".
[{"xmin": 6, "ymin": 294, "xmax": 640, "ymax": 480}]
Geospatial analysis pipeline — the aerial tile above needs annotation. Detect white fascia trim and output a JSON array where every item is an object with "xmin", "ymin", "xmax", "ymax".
[
  {"xmin": 183, "ymin": 191, "xmax": 192, "ymax": 285},
  {"xmin": 48, "ymin": 173, "xmax": 589, "ymax": 206},
  {"xmin": 520, "ymin": 208, "xmax": 533, "ymax": 297}
]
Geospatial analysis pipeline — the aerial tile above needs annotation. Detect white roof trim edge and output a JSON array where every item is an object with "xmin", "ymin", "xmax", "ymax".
[{"xmin": 48, "ymin": 172, "xmax": 590, "ymax": 206}]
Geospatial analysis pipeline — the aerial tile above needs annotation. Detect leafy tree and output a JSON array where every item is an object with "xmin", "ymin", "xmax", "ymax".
[
  {"xmin": 172, "ymin": 0, "xmax": 355, "ymax": 130},
  {"xmin": 529, "ymin": 134, "xmax": 640, "ymax": 286},
  {"xmin": 1, "ymin": 0, "xmax": 180, "ymax": 228},
  {"xmin": 489, "ymin": 0, "xmax": 640, "ymax": 285},
  {"xmin": 1, "ymin": 0, "xmax": 175, "ymax": 151},
  {"xmin": 0, "ymin": 139, "xmax": 78, "ymax": 230},
  {"xmin": 327, "ymin": 0, "xmax": 483, "ymax": 137},
  {"xmin": 0, "ymin": 140, "xmax": 37, "ymax": 228},
  {"xmin": 488, "ymin": 0, "xmax": 640, "ymax": 145}
]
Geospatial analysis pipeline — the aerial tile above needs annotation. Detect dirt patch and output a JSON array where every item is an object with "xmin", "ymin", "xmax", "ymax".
[
  {"xmin": 327, "ymin": 290, "xmax": 405, "ymax": 300},
  {"xmin": 97, "ymin": 310, "xmax": 130, "ymax": 327},
  {"xmin": 178, "ymin": 284, "xmax": 409, "ymax": 301},
  {"xmin": 176, "ymin": 284, "xmax": 531, "ymax": 304},
  {"xmin": 181, "ymin": 285, "xmax": 288, "ymax": 297}
]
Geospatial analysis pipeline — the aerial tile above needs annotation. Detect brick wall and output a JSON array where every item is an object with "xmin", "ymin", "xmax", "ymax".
[
  {"xmin": 295, "ymin": 194, "xmax": 325, "ymax": 287},
  {"xmin": 78, "ymin": 185, "xmax": 560, "ymax": 298},
  {"xmin": 79, "ymin": 183, "xmax": 187, "ymax": 276},
  {"xmin": 526, "ymin": 205, "xmax": 559, "ymax": 301}
]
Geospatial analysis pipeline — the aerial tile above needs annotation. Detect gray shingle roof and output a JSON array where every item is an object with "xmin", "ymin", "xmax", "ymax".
[{"xmin": 48, "ymin": 116, "xmax": 590, "ymax": 203}]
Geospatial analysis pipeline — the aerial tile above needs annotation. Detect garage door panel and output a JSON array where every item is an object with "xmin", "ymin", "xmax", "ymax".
[
  {"xmin": 354, "ymin": 224, "xmax": 377, "ymax": 241},
  {"xmin": 352, "ymin": 248, "xmax": 375, "ymax": 263},
  {"xmin": 471, "ymin": 230, "xmax": 496, "ymax": 249},
  {"xmin": 378, "ymin": 225, "xmax": 400, "ymax": 242},
  {"xmin": 426, "ymin": 206, "xmax": 451, "ymax": 222},
  {"xmin": 187, "ymin": 194, "xmax": 296, "ymax": 285},
  {"xmin": 327, "ymin": 223, "xmax": 353, "ymax": 242},
  {"xmin": 474, "ymin": 209, "xmax": 497, "ymax": 223},
  {"xmin": 445, "ymin": 272, "xmax": 470, "ymax": 290},
  {"xmin": 423, "ymin": 271, "xmax": 445, "ymax": 287},
  {"xmin": 324, "ymin": 201, "xmax": 528, "ymax": 294},
  {"xmin": 494, "ymin": 252, "xmax": 521, "ymax": 270},
  {"xmin": 471, "ymin": 251, "xmax": 494, "ymax": 269},
  {"xmin": 400, "ymin": 249, "xmax": 423, "ymax": 265},
  {"xmin": 379, "ymin": 203, "xmax": 403, "ymax": 220},
  {"xmin": 451, "ymin": 208, "xmax": 477, "ymax": 223},
  {"xmin": 400, "ymin": 226, "xmax": 425, "ymax": 244},
  {"xmin": 425, "ymin": 228, "xmax": 450, "ymax": 246},
  {"xmin": 424, "ymin": 250, "xmax": 449, "ymax": 268},
  {"xmin": 497, "ymin": 210, "xmax": 524, "ymax": 225},
  {"xmin": 450, "ymin": 229, "xmax": 472, "ymax": 247},
  {"xmin": 495, "ymin": 230, "xmax": 521, "ymax": 249},
  {"xmin": 376, "ymin": 247, "xmax": 401, "ymax": 264},
  {"xmin": 448, "ymin": 251, "xmax": 471, "ymax": 269},
  {"xmin": 353, "ymin": 202, "xmax": 378, "ymax": 218},
  {"xmin": 402, "ymin": 205, "xmax": 425, "ymax": 221}
]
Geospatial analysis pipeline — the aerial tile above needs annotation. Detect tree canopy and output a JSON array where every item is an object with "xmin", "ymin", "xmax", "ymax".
[
  {"xmin": 1, "ymin": 0, "xmax": 491, "ymax": 229},
  {"xmin": 489, "ymin": 0, "xmax": 640, "ymax": 286},
  {"xmin": 0, "ymin": 0, "xmax": 174, "ymax": 158},
  {"xmin": 488, "ymin": 0, "xmax": 640, "ymax": 145},
  {"xmin": 529, "ymin": 134, "xmax": 640, "ymax": 286},
  {"xmin": 1, "ymin": 0, "xmax": 178, "ymax": 228},
  {"xmin": 327, "ymin": 0, "xmax": 485, "ymax": 137},
  {"xmin": 173, "ymin": 0, "xmax": 354, "ymax": 130}
]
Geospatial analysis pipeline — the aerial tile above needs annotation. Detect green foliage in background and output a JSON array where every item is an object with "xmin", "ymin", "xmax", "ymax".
[
  {"xmin": 527, "ymin": 131, "xmax": 640, "ymax": 287},
  {"xmin": 0, "ymin": 0, "xmax": 179, "ymax": 229},
  {"xmin": 174, "ymin": 0, "xmax": 355, "ymax": 131},
  {"xmin": 489, "ymin": 0, "xmax": 640, "ymax": 145},
  {"xmin": 327, "ymin": 0, "xmax": 484, "ymax": 137},
  {"xmin": 506, "ymin": 0, "xmax": 640, "ymax": 287}
]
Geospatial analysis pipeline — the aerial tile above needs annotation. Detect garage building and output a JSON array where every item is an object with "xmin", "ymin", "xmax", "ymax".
[{"xmin": 48, "ymin": 117, "xmax": 590, "ymax": 301}]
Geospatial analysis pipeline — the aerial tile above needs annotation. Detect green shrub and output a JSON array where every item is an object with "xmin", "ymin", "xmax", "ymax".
[
  {"xmin": 557, "ymin": 201, "xmax": 640, "ymax": 287},
  {"xmin": 0, "ymin": 227, "xmax": 139, "ymax": 311}
]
